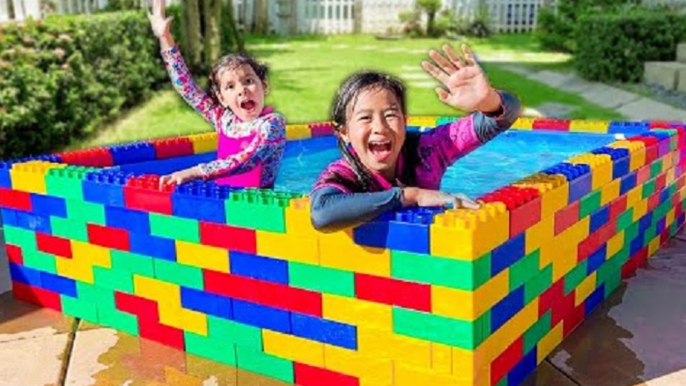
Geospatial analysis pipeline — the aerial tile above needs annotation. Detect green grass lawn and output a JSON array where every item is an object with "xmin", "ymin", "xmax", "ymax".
[{"xmin": 74, "ymin": 33, "xmax": 620, "ymax": 150}]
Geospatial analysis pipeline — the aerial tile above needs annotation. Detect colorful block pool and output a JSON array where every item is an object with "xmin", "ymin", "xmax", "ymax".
[{"xmin": 1, "ymin": 116, "xmax": 684, "ymax": 386}]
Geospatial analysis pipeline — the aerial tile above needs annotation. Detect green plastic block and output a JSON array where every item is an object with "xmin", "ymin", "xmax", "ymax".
[
  {"xmin": 66, "ymin": 199, "xmax": 105, "ymax": 225},
  {"xmin": 523, "ymin": 311, "xmax": 551, "ymax": 354},
  {"xmin": 235, "ymin": 346, "xmax": 294, "ymax": 383},
  {"xmin": 2, "ymin": 225, "xmax": 36, "ymax": 249},
  {"xmin": 208, "ymin": 316, "xmax": 263, "ymax": 350},
  {"xmin": 393, "ymin": 307, "xmax": 487, "ymax": 350},
  {"xmin": 643, "ymin": 180, "xmax": 656, "ymax": 199},
  {"xmin": 22, "ymin": 250, "xmax": 57, "ymax": 273},
  {"xmin": 61, "ymin": 295, "xmax": 99, "ymax": 323},
  {"xmin": 616, "ymin": 209, "xmax": 634, "ymax": 232},
  {"xmin": 643, "ymin": 225, "xmax": 657, "ymax": 246},
  {"xmin": 668, "ymin": 184, "xmax": 678, "ymax": 199},
  {"xmin": 579, "ymin": 190, "xmax": 602, "ymax": 218},
  {"xmin": 150, "ymin": 213, "xmax": 199, "ymax": 243},
  {"xmin": 50, "ymin": 217, "xmax": 89, "ymax": 242},
  {"xmin": 603, "ymin": 269, "xmax": 622, "ymax": 298},
  {"xmin": 650, "ymin": 160, "xmax": 663, "ymax": 179},
  {"xmin": 670, "ymin": 221, "xmax": 680, "ymax": 237},
  {"xmin": 225, "ymin": 189, "xmax": 300, "ymax": 232},
  {"xmin": 437, "ymin": 116, "xmax": 459, "ymax": 125},
  {"xmin": 495, "ymin": 377, "xmax": 508, "ymax": 386},
  {"xmin": 564, "ymin": 259, "xmax": 588, "ymax": 295},
  {"xmin": 184, "ymin": 331, "xmax": 237, "ymax": 366},
  {"xmin": 110, "ymin": 250, "xmax": 154, "ymax": 277},
  {"xmin": 624, "ymin": 222, "xmax": 639, "ymax": 244},
  {"xmin": 392, "ymin": 250, "xmax": 491, "ymax": 290},
  {"xmin": 509, "ymin": 250, "xmax": 540, "ymax": 291},
  {"xmin": 524, "ymin": 265, "xmax": 552, "ymax": 305},
  {"xmin": 93, "ymin": 266, "xmax": 134, "ymax": 293},
  {"xmin": 288, "ymin": 262, "xmax": 355, "ymax": 297},
  {"xmin": 45, "ymin": 166, "xmax": 94, "ymax": 200},
  {"xmin": 154, "ymin": 259, "xmax": 203, "ymax": 290},
  {"xmin": 94, "ymin": 286, "xmax": 139, "ymax": 336}
]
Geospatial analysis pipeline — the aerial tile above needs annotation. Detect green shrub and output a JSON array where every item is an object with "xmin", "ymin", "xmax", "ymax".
[
  {"xmin": 574, "ymin": 6, "xmax": 686, "ymax": 83},
  {"xmin": 0, "ymin": 11, "xmax": 167, "ymax": 159}
]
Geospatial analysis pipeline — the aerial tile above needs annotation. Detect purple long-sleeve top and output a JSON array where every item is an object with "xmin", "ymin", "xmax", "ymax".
[{"xmin": 309, "ymin": 90, "xmax": 522, "ymax": 231}]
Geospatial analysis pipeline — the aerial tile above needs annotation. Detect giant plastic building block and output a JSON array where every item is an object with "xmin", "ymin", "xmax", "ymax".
[{"xmin": 1, "ymin": 117, "xmax": 686, "ymax": 386}]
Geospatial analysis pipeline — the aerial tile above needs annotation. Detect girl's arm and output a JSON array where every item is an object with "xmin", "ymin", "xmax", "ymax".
[
  {"xmin": 158, "ymin": 32, "xmax": 227, "ymax": 129},
  {"xmin": 197, "ymin": 114, "xmax": 286, "ymax": 179}
]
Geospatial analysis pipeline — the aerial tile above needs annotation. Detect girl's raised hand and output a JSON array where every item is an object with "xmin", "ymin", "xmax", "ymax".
[
  {"xmin": 422, "ymin": 44, "xmax": 500, "ymax": 113},
  {"xmin": 147, "ymin": 0, "xmax": 173, "ymax": 39}
]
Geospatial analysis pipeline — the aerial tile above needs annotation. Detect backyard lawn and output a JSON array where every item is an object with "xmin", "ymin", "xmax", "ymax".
[{"xmin": 74, "ymin": 33, "xmax": 616, "ymax": 149}]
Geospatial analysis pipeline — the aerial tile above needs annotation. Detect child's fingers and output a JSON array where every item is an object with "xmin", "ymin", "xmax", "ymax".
[
  {"xmin": 421, "ymin": 61, "xmax": 449, "ymax": 86},
  {"xmin": 462, "ymin": 44, "xmax": 477, "ymax": 66},
  {"xmin": 428, "ymin": 49, "xmax": 456, "ymax": 75},
  {"xmin": 434, "ymin": 87, "xmax": 450, "ymax": 104},
  {"xmin": 443, "ymin": 44, "xmax": 466, "ymax": 69}
]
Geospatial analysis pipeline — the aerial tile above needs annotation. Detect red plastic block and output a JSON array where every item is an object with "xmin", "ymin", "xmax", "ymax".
[
  {"xmin": 204, "ymin": 271, "xmax": 323, "ymax": 316},
  {"xmin": 199, "ymin": 221, "xmax": 257, "ymax": 254},
  {"xmin": 0, "ymin": 187, "xmax": 32, "ymax": 211},
  {"xmin": 309, "ymin": 122, "xmax": 335, "ymax": 137},
  {"xmin": 490, "ymin": 337, "xmax": 524, "ymax": 386},
  {"xmin": 87, "ymin": 223, "xmax": 130, "ymax": 251},
  {"xmin": 151, "ymin": 138, "xmax": 194, "ymax": 159},
  {"xmin": 647, "ymin": 191, "xmax": 660, "ymax": 212},
  {"xmin": 608, "ymin": 195, "xmax": 627, "ymax": 222},
  {"xmin": 578, "ymin": 220, "xmax": 616, "ymax": 262},
  {"xmin": 5, "ymin": 244, "xmax": 23, "ymax": 264},
  {"xmin": 635, "ymin": 165, "xmax": 650, "ymax": 185},
  {"xmin": 660, "ymin": 228, "xmax": 670, "ymax": 245},
  {"xmin": 12, "ymin": 281, "xmax": 62, "ymax": 311},
  {"xmin": 36, "ymin": 232, "xmax": 72, "ymax": 258},
  {"xmin": 114, "ymin": 291, "xmax": 160, "ymax": 320},
  {"xmin": 655, "ymin": 173, "xmax": 667, "ymax": 193},
  {"xmin": 563, "ymin": 304, "xmax": 586, "ymax": 338},
  {"xmin": 532, "ymin": 118, "xmax": 570, "ymax": 131},
  {"xmin": 139, "ymin": 317, "xmax": 185, "ymax": 350},
  {"xmin": 58, "ymin": 148, "xmax": 114, "ymax": 167},
  {"xmin": 554, "ymin": 201, "xmax": 579, "ymax": 235},
  {"xmin": 510, "ymin": 196, "xmax": 542, "ymax": 237},
  {"xmin": 621, "ymin": 247, "xmax": 648, "ymax": 279},
  {"xmin": 294, "ymin": 363, "xmax": 360, "ymax": 386},
  {"xmin": 538, "ymin": 279, "xmax": 564, "ymax": 317},
  {"xmin": 124, "ymin": 175, "xmax": 174, "ymax": 215},
  {"xmin": 551, "ymin": 292, "xmax": 575, "ymax": 327},
  {"xmin": 649, "ymin": 121, "xmax": 673, "ymax": 129},
  {"xmin": 354, "ymin": 273, "xmax": 431, "ymax": 312}
]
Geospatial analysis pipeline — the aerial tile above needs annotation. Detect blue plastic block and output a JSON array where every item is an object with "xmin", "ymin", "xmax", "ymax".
[
  {"xmin": 507, "ymin": 347, "xmax": 537, "ymax": 386},
  {"xmin": 491, "ymin": 232, "xmax": 526, "ymax": 277},
  {"xmin": 353, "ymin": 221, "xmax": 390, "ymax": 249},
  {"xmin": 172, "ymin": 181, "xmax": 232, "ymax": 223},
  {"xmin": 592, "ymin": 147, "xmax": 630, "ymax": 179},
  {"xmin": 232, "ymin": 299, "xmax": 291, "ymax": 333},
  {"xmin": 386, "ymin": 208, "xmax": 442, "ymax": 254},
  {"xmin": 608, "ymin": 121, "xmax": 649, "ymax": 134},
  {"xmin": 584, "ymin": 284, "xmax": 606, "ymax": 316},
  {"xmin": 660, "ymin": 187, "xmax": 671, "ymax": 204},
  {"xmin": 105, "ymin": 206, "xmax": 151, "ymax": 234},
  {"xmin": 629, "ymin": 233, "xmax": 644, "ymax": 256},
  {"xmin": 83, "ymin": 171, "xmax": 131, "ymax": 206},
  {"xmin": 8, "ymin": 263, "xmax": 42, "ymax": 287},
  {"xmin": 40, "ymin": 272, "xmax": 77, "ymax": 297},
  {"xmin": 620, "ymin": 172, "xmax": 637, "ymax": 195},
  {"xmin": 586, "ymin": 245, "xmax": 606, "ymax": 275},
  {"xmin": 129, "ymin": 233, "xmax": 176, "ymax": 261},
  {"xmin": 491, "ymin": 285, "xmax": 524, "ymax": 333},
  {"xmin": 181, "ymin": 287, "xmax": 232, "ymax": 319},
  {"xmin": 107, "ymin": 142, "xmax": 156, "ymax": 165},
  {"xmin": 118, "ymin": 153, "xmax": 215, "ymax": 175},
  {"xmin": 1, "ymin": 208, "xmax": 18, "ymax": 227},
  {"xmin": 656, "ymin": 217, "xmax": 666, "ymax": 235},
  {"xmin": 291, "ymin": 312, "xmax": 357, "ymax": 350},
  {"xmin": 638, "ymin": 213, "xmax": 652, "ymax": 235},
  {"xmin": 30, "ymin": 194, "xmax": 67, "ymax": 218},
  {"xmin": 544, "ymin": 163, "xmax": 591, "ymax": 203},
  {"xmin": 229, "ymin": 251, "xmax": 289, "ymax": 285},
  {"xmin": 15, "ymin": 211, "xmax": 51, "ymax": 233},
  {"xmin": 589, "ymin": 205, "xmax": 610, "ymax": 233},
  {"xmin": 0, "ymin": 163, "xmax": 11, "ymax": 188}
]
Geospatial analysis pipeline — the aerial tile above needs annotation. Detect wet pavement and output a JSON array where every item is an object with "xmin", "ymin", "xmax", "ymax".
[{"xmin": 0, "ymin": 232, "xmax": 685, "ymax": 385}]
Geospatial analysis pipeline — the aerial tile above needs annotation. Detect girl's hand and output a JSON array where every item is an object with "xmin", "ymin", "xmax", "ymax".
[
  {"xmin": 402, "ymin": 187, "xmax": 480, "ymax": 209},
  {"xmin": 159, "ymin": 167, "xmax": 202, "ymax": 189},
  {"xmin": 421, "ymin": 43, "xmax": 501, "ymax": 113},
  {"xmin": 147, "ymin": 0, "xmax": 173, "ymax": 39}
]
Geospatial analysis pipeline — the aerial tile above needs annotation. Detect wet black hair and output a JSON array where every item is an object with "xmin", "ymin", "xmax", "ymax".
[
  {"xmin": 208, "ymin": 52, "xmax": 269, "ymax": 106},
  {"xmin": 330, "ymin": 71, "xmax": 420, "ymax": 191}
]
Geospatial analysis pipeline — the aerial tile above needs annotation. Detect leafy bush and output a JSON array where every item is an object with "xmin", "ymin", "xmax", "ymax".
[
  {"xmin": 0, "ymin": 11, "xmax": 167, "ymax": 159},
  {"xmin": 574, "ymin": 6, "xmax": 686, "ymax": 83}
]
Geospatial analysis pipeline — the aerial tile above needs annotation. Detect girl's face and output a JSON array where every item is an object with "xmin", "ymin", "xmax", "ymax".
[
  {"xmin": 215, "ymin": 64, "xmax": 267, "ymax": 122},
  {"xmin": 340, "ymin": 87, "xmax": 406, "ymax": 180}
]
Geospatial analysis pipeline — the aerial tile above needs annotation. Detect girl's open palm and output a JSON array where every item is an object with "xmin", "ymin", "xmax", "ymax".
[
  {"xmin": 422, "ymin": 44, "xmax": 492, "ymax": 112},
  {"xmin": 147, "ymin": 0, "xmax": 173, "ymax": 38}
]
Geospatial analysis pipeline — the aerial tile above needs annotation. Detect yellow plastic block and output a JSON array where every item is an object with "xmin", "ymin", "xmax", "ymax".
[
  {"xmin": 666, "ymin": 167, "xmax": 676, "ymax": 186},
  {"xmin": 600, "ymin": 179, "xmax": 620, "ymax": 206},
  {"xmin": 394, "ymin": 362, "xmax": 468, "ymax": 386},
  {"xmin": 158, "ymin": 302, "xmax": 207, "ymax": 336},
  {"xmin": 513, "ymin": 173, "xmax": 568, "ymax": 219},
  {"xmin": 432, "ymin": 343, "xmax": 453, "ymax": 374},
  {"xmin": 626, "ymin": 186, "xmax": 643, "ymax": 208},
  {"xmin": 357, "ymin": 327, "xmax": 431, "ymax": 368},
  {"xmin": 256, "ymin": 230, "xmax": 318, "ymax": 265},
  {"xmin": 569, "ymin": 119, "xmax": 610, "ymax": 133},
  {"xmin": 559, "ymin": 216, "xmax": 590, "ymax": 246},
  {"xmin": 324, "ymin": 345, "xmax": 393, "ymax": 386},
  {"xmin": 176, "ymin": 241, "xmax": 230, "ymax": 273},
  {"xmin": 574, "ymin": 272, "xmax": 597, "ymax": 307},
  {"xmin": 133, "ymin": 275, "xmax": 180, "ymax": 306},
  {"xmin": 322, "ymin": 294, "xmax": 392, "ymax": 331},
  {"xmin": 319, "ymin": 230, "xmax": 389, "ymax": 276},
  {"xmin": 666, "ymin": 209, "xmax": 676, "ymax": 229},
  {"xmin": 286, "ymin": 124, "xmax": 311, "ymax": 140},
  {"xmin": 648, "ymin": 236, "xmax": 661, "ymax": 257},
  {"xmin": 552, "ymin": 248, "xmax": 579, "ymax": 282},
  {"xmin": 432, "ymin": 269, "xmax": 509, "ymax": 321},
  {"xmin": 537, "ymin": 322, "xmax": 563, "ymax": 363},
  {"xmin": 263, "ymin": 329, "xmax": 324, "ymax": 367},
  {"xmin": 284, "ymin": 197, "xmax": 318, "ymax": 236},
  {"xmin": 608, "ymin": 140, "xmax": 646, "ymax": 171},
  {"xmin": 71, "ymin": 240, "xmax": 112, "ymax": 268},
  {"xmin": 187, "ymin": 132, "xmax": 217, "ymax": 154},
  {"xmin": 606, "ymin": 231, "xmax": 625, "ymax": 259},
  {"xmin": 662, "ymin": 151, "xmax": 674, "ymax": 171},
  {"xmin": 632, "ymin": 199, "xmax": 648, "ymax": 222},
  {"xmin": 10, "ymin": 161, "xmax": 67, "ymax": 194},
  {"xmin": 430, "ymin": 203, "xmax": 509, "ymax": 260},
  {"xmin": 525, "ymin": 214, "xmax": 554, "ymax": 255},
  {"xmin": 56, "ymin": 257, "xmax": 94, "ymax": 283},
  {"xmin": 512, "ymin": 116, "xmax": 535, "ymax": 130},
  {"xmin": 407, "ymin": 116, "xmax": 438, "ymax": 127},
  {"xmin": 568, "ymin": 153, "xmax": 613, "ymax": 190}
]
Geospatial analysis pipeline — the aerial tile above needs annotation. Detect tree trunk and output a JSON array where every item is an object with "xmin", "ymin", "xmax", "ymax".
[
  {"xmin": 182, "ymin": 0, "xmax": 203, "ymax": 73},
  {"xmin": 254, "ymin": 0, "xmax": 268, "ymax": 34},
  {"xmin": 226, "ymin": 0, "xmax": 245, "ymax": 52},
  {"xmin": 203, "ymin": 0, "xmax": 221, "ymax": 68}
]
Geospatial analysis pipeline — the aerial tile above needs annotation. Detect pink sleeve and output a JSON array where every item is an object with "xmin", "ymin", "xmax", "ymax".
[{"xmin": 419, "ymin": 115, "xmax": 482, "ymax": 169}]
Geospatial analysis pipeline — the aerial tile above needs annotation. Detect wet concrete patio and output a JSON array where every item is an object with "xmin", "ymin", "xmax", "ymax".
[{"xmin": 1, "ymin": 229, "xmax": 685, "ymax": 385}]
